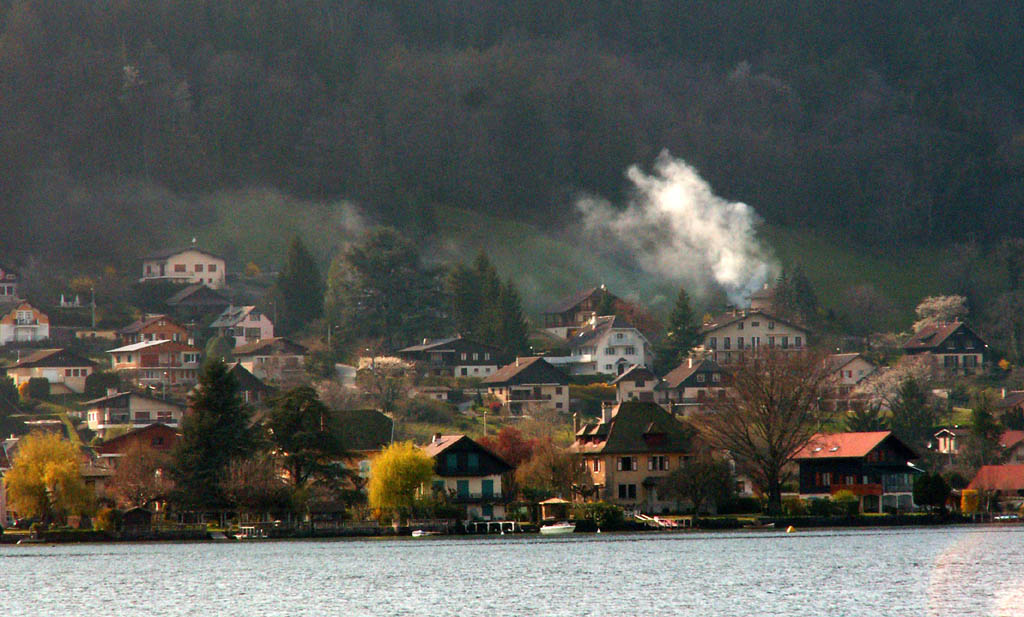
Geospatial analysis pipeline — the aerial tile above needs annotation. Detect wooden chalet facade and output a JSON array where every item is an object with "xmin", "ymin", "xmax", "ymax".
[
  {"xmin": 541, "ymin": 285, "xmax": 618, "ymax": 339},
  {"xmin": 94, "ymin": 423, "xmax": 180, "ymax": 467},
  {"xmin": 482, "ymin": 357, "xmax": 569, "ymax": 415},
  {"xmin": 903, "ymin": 321, "xmax": 986, "ymax": 375},
  {"xmin": 107, "ymin": 339, "xmax": 202, "ymax": 389},
  {"xmin": 118, "ymin": 314, "xmax": 189, "ymax": 345},
  {"xmin": 570, "ymin": 401, "xmax": 697, "ymax": 514},
  {"xmin": 656, "ymin": 357, "xmax": 729, "ymax": 416},
  {"xmin": 422, "ymin": 434, "xmax": 513, "ymax": 521},
  {"xmin": 396, "ymin": 337, "xmax": 506, "ymax": 378},
  {"xmin": 795, "ymin": 431, "xmax": 921, "ymax": 514},
  {"xmin": 233, "ymin": 337, "xmax": 307, "ymax": 383}
]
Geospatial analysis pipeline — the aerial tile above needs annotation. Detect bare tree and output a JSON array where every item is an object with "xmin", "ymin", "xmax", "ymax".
[
  {"xmin": 107, "ymin": 442, "xmax": 173, "ymax": 509},
  {"xmin": 661, "ymin": 449, "xmax": 734, "ymax": 518},
  {"xmin": 692, "ymin": 350, "xmax": 834, "ymax": 514},
  {"xmin": 912, "ymin": 295, "xmax": 968, "ymax": 332}
]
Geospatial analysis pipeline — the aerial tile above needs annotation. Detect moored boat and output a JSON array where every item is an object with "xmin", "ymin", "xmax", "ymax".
[{"xmin": 539, "ymin": 521, "xmax": 576, "ymax": 535}]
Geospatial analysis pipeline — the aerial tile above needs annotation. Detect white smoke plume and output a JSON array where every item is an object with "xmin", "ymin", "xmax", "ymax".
[{"xmin": 577, "ymin": 150, "xmax": 776, "ymax": 305}]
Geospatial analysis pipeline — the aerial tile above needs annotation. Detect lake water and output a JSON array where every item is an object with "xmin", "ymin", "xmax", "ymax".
[{"xmin": 2, "ymin": 526, "xmax": 1023, "ymax": 616}]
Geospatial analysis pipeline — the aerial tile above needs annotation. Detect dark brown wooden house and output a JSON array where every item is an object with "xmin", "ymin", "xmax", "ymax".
[
  {"xmin": 422, "ymin": 434, "xmax": 513, "ymax": 520},
  {"xmin": 903, "ymin": 321, "xmax": 987, "ymax": 375}
]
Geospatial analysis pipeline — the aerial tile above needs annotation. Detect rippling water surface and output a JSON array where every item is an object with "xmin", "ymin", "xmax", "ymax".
[{"xmin": 2, "ymin": 526, "xmax": 1023, "ymax": 616}]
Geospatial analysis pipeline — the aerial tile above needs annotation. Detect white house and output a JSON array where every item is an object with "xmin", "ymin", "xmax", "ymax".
[
  {"xmin": 140, "ymin": 245, "xmax": 226, "ymax": 289},
  {"xmin": 0, "ymin": 302, "xmax": 50, "ymax": 344},
  {"xmin": 81, "ymin": 391, "xmax": 185, "ymax": 438},
  {"xmin": 546, "ymin": 315, "xmax": 653, "ymax": 376},
  {"xmin": 210, "ymin": 305, "xmax": 274, "ymax": 347}
]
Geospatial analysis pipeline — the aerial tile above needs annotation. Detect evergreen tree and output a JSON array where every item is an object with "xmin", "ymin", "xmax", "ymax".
[
  {"xmin": 497, "ymin": 278, "xmax": 529, "ymax": 356},
  {"xmin": 473, "ymin": 251, "xmax": 503, "ymax": 345},
  {"xmin": 773, "ymin": 265, "xmax": 819, "ymax": 326},
  {"xmin": 844, "ymin": 404, "xmax": 889, "ymax": 432},
  {"xmin": 961, "ymin": 394, "xmax": 1005, "ymax": 470},
  {"xmin": 276, "ymin": 236, "xmax": 324, "ymax": 335},
  {"xmin": 889, "ymin": 378, "xmax": 938, "ymax": 450},
  {"xmin": 266, "ymin": 386, "xmax": 350, "ymax": 490},
  {"xmin": 447, "ymin": 261, "xmax": 479, "ymax": 336},
  {"xmin": 656, "ymin": 286, "xmax": 701, "ymax": 373},
  {"xmin": 172, "ymin": 358, "xmax": 258, "ymax": 509},
  {"xmin": 445, "ymin": 251, "xmax": 529, "ymax": 356}
]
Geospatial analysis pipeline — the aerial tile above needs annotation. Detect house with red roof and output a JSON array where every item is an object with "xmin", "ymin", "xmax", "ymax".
[
  {"xmin": 794, "ymin": 431, "xmax": 922, "ymax": 513},
  {"xmin": 903, "ymin": 321, "xmax": 986, "ymax": 375},
  {"xmin": 967, "ymin": 464, "xmax": 1024, "ymax": 511},
  {"xmin": 107, "ymin": 339, "xmax": 202, "ymax": 389},
  {"xmin": 0, "ymin": 301, "xmax": 49, "ymax": 344}
]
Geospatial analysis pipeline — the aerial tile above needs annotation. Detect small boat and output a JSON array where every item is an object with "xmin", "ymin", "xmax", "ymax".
[
  {"xmin": 539, "ymin": 521, "xmax": 576, "ymax": 535},
  {"xmin": 411, "ymin": 530, "xmax": 442, "ymax": 538},
  {"xmin": 742, "ymin": 522, "xmax": 775, "ymax": 530}
]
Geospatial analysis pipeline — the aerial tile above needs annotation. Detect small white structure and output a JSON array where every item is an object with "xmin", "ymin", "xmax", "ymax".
[
  {"xmin": 546, "ymin": 315, "xmax": 653, "ymax": 376},
  {"xmin": 140, "ymin": 244, "xmax": 226, "ymax": 289},
  {"xmin": 0, "ymin": 302, "xmax": 49, "ymax": 344}
]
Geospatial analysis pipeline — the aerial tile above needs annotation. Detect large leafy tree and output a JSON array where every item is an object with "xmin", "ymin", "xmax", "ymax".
[
  {"xmin": 655, "ymin": 286, "xmax": 701, "ymax": 373},
  {"xmin": 661, "ymin": 451, "xmax": 734, "ymax": 519},
  {"xmin": 514, "ymin": 438, "xmax": 584, "ymax": 501},
  {"xmin": 888, "ymin": 378, "xmax": 939, "ymax": 451},
  {"xmin": 959, "ymin": 394, "xmax": 1005, "ymax": 471},
  {"xmin": 275, "ymin": 236, "xmax": 324, "ymax": 335},
  {"xmin": 367, "ymin": 441, "xmax": 435, "ymax": 521},
  {"xmin": 4, "ymin": 432, "xmax": 93, "ymax": 525},
  {"xmin": 325, "ymin": 227, "xmax": 448, "ymax": 351},
  {"xmin": 694, "ymin": 350, "xmax": 833, "ymax": 515},
  {"xmin": 107, "ymin": 441, "xmax": 173, "ymax": 509},
  {"xmin": 172, "ymin": 358, "xmax": 258, "ymax": 509},
  {"xmin": 266, "ymin": 386, "xmax": 349, "ymax": 490}
]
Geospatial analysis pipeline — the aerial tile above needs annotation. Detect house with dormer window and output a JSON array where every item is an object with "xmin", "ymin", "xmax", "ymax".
[
  {"xmin": 0, "ymin": 302, "xmax": 49, "ymax": 344},
  {"xmin": 903, "ymin": 321, "xmax": 986, "ymax": 375},
  {"xmin": 421, "ymin": 434, "xmax": 513, "ymax": 521},
  {"xmin": 546, "ymin": 314, "xmax": 653, "ymax": 376},
  {"xmin": 211, "ymin": 306, "xmax": 274, "ymax": 347}
]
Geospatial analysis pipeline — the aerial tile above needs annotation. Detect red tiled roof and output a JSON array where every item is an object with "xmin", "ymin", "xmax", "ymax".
[
  {"xmin": 999, "ymin": 430, "xmax": 1024, "ymax": 450},
  {"xmin": 903, "ymin": 321, "xmax": 979, "ymax": 351},
  {"xmin": 968, "ymin": 465, "xmax": 1024, "ymax": 492},
  {"xmin": 794, "ymin": 431, "xmax": 893, "ymax": 460}
]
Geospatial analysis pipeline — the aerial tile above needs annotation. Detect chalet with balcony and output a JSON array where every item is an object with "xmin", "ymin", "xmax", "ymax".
[
  {"xmin": 542, "ymin": 285, "xmax": 618, "ymax": 339},
  {"xmin": 0, "ymin": 263, "xmax": 20, "ymax": 304},
  {"xmin": 482, "ymin": 357, "xmax": 569, "ymax": 415},
  {"xmin": 0, "ymin": 302, "xmax": 49, "ymax": 344},
  {"xmin": 82, "ymin": 392, "xmax": 185, "ymax": 438},
  {"xmin": 94, "ymin": 423, "xmax": 181, "ymax": 467},
  {"xmin": 903, "ymin": 321, "xmax": 986, "ymax": 375},
  {"xmin": 656, "ymin": 357, "xmax": 729, "ymax": 416},
  {"xmin": 700, "ymin": 309, "xmax": 807, "ymax": 365},
  {"xmin": 107, "ymin": 339, "xmax": 202, "ymax": 389},
  {"xmin": 569, "ymin": 401, "xmax": 698, "ymax": 514},
  {"xmin": 118, "ymin": 314, "xmax": 189, "ymax": 345},
  {"xmin": 211, "ymin": 306, "xmax": 274, "ymax": 347},
  {"xmin": 795, "ymin": 431, "xmax": 921, "ymax": 513},
  {"xmin": 421, "ymin": 434, "xmax": 513, "ymax": 521},
  {"xmin": 547, "ymin": 314, "xmax": 653, "ymax": 377},
  {"xmin": 610, "ymin": 365, "xmax": 659, "ymax": 403},
  {"xmin": 140, "ymin": 245, "xmax": 226, "ymax": 289},
  {"xmin": 396, "ymin": 337, "xmax": 506, "ymax": 378},
  {"xmin": 233, "ymin": 337, "xmax": 307, "ymax": 383},
  {"xmin": 4, "ymin": 348, "xmax": 97, "ymax": 394}
]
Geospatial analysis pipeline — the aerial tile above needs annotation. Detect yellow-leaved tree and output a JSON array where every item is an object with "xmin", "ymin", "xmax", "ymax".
[
  {"xmin": 4, "ymin": 432, "xmax": 93, "ymax": 525},
  {"xmin": 367, "ymin": 441, "xmax": 435, "ymax": 523}
]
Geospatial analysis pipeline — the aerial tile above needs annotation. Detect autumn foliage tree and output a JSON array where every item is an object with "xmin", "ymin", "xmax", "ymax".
[
  {"xmin": 693, "ymin": 350, "xmax": 834, "ymax": 515},
  {"xmin": 514, "ymin": 438, "xmax": 584, "ymax": 501},
  {"xmin": 107, "ymin": 442, "xmax": 173, "ymax": 509},
  {"xmin": 367, "ymin": 441, "xmax": 435, "ymax": 522},
  {"xmin": 4, "ymin": 432, "xmax": 93, "ymax": 525}
]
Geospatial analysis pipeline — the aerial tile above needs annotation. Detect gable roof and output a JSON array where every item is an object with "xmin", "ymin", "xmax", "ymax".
[
  {"xmin": 544, "ymin": 286, "xmax": 615, "ymax": 315},
  {"xmin": 903, "ymin": 321, "xmax": 984, "ymax": 351},
  {"xmin": 996, "ymin": 391, "xmax": 1024, "ymax": 410},
  {"xmin": 482, "ymin": 356, "xmax": 568, "ymax": 386},
  {"xmin": 826, "ymin": 353, "xmax": 865, "ymax": 373},
  {"xmin": 144, "ymin": 246, "xmax": 224, "ymax": 261},
  {"xmin": 107, "ymin": 339, "xmax": 199, "ymax": 354},
  {"xmin": 609, "ymin": 364, "xmax": 658, "ymax": 385},
  {"xmin": 0, "ymin": 301, "xmax": 48, "ymax": 325},
  {"xmin": 83, "ymin": 391, "xmax": 185, "ymax": 408},
  {"xmin": 233, "ymin": 337, "xmax": 307, "ymax": 356},
  {"xmin": 1000, "ymin": 430, "xmax": 1024, "ymax": 450},
  {"xmin": 7, "ymin": 348, "xmax": 97, "ymax": 369},
  {"xmin": 569, "ymin": 314, "xmax": 639, "ymax": 349},
  {"xmin": 968, "ymin": 464, "xmax": 1024, "ymax": 492},
  {"xmin": 421, "ymin": 434, "xmax": 513, "ymax": 473},
  {"xmin": 569, "ymin": 401, "xmax": 696, "ymax": 455},
  {"xmin": 95, "ymin": 423, "xmax": 181, "ymax": 454},
  {"xmin": 118, "ymin": 314, "xmax": 185, "ymax": 335},
  {"xmin": 210, "ymin": 305, "xmax": 262, "ymax": 328},
  {"xmin": 398, "ymin": 337, "xmax": 461, "ymax": 353},
  {"xmin": 166, "ymin": 283, "xmax": 230, "ymax": 306},
  {"xmin": 226, "ymin": 362, "xmax": 276, "ymax": 394},
  {"xmin": 660, "ymin": 358, "xmax": 724, "ymax": 390},
  {"xmin": 335, "ymin": 409, "xmax": 393, "ymax": 452},
  {"xmin": 700, "ymin": 308, "xmax": 806, "ymax": 335},
  {"xmin": 794, "ymin": 431, "xmax": 917, "ymax": 460}
]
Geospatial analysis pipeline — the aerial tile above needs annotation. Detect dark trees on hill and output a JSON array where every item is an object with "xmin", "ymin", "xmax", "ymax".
[
  {"xmin": 275, "ymin": 236, "xmax": 324, "ymax": 335},
  {"xmin": 266, "ymin": 386, "xmax": 350, "ymax": 491},
  {"xmin": 447, "ymin": 251, "xmax": 529, "ymax": 356},
  {"xmin": 655, "ymin": 286, "xmax": 701, "ymax": 373},
  {"xmin": 888, "ymin": 378, "xmax": 938, "ymax": 452}
]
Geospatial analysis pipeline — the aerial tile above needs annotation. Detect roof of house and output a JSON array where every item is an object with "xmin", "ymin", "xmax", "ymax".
[
  {"xmin": 420, "ymin": 434, "xmax": 512, "ymax": 473},
  {"xmin": 826, "ymin": 353, "xmax": 867, "ymax": 373},
  {"xmin": 83, "ymin": 391, "xmax": 184, "ymax": 408},
  {"xmin": 233, "ymin": 337, "xmax": 307, "ymax": 356},
  {"xmin": 0, "ymin": 301, "xmax": 48, "ymax": 324},
  {"xmin": 335, "ymin": 409, "xmax": 393, "ymax": 452},
  {"xmin": 748, "ymin": 285, "xmax": 774, "ymax": 301},
  {"xmin": 118, "ymin": 314, "xmax": 185, "ymax": 335},
  {"xmin": 210, "ymin": 305, "xmax": 262, "ymax": 328},
  {"xmin": 569, "ymin": 401, "xmax": 696, "ymax": 455},
  {"xmin": 967, "ymin": 464, "xmax": 1024, "ymax": 492},
  {"xmin": 609, "ymin": 364, "xmax": 658, "ymax": 385},
  {"xmin": 95, "ymin": 423, "xmax": 181, "ymax": 453},
  {"xmin": 226, "ymin": 362, "xmax": 276, "ymax": 394},
  {"xmin": 544, "ymin": 286, "xmax": 614, "ymax": 315},
  {"xmin": 143, "ymin": 246, "xmax": 224, "ymax": 261},
  {"xmin": 6, "ymin": 348, "xmax": 97, "ymax": 369},
  {"xmin": 1000, "ymin": 430, "xmax": 1024, "ymax": 450},
  {"xmin": 660, "ymin": 358, "xmax": 724, "ymax": 390},
  {"xmin": 569, "ymin": 314, "xmax": 639, "ymax": 349},
  {"xmin": 996, "ymin": 391, "xmax": 1024, "ymax": 409},
  {"xmin": 903, "ymin": 321, "xmax": 983, "ymax": 351},
  {"xmin": 794, "ymin": 431, "xmax": 917, "ymax": 460},
  {"xmin": 700, "ymin": 308, "xmax": 806, "ymax": 334},
  {"xmin": 398, "ymin": 337, "xmax": 461, "ymax": 353},
  {"xmin": 165, "ymin": 283, "xmax": 230, "ymax": 306},
  {"xmin": 107, "ymin": 339, "xmax": 199, "ymax": 353},
  {"xmin": 482, "ymin": 356, "xmax": 568, "ymax": 386}
]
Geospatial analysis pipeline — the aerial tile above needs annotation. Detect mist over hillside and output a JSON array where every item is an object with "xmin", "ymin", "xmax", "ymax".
[{"xmin": 0, "ymin": 1, "xmax": 1022, "ymax": 295}]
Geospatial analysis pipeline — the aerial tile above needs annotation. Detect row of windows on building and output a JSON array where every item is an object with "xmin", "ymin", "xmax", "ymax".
[
  {"xmin": 63, "ymin": 368, "xmax": 89, "ymax": 377},
  {"xmin": 89, "ymin": 410, "xmax": 175, "ymax": 423},
  {"xmin": 0, "ymin": 285, "xmax": 16, "ymax": 296},
  {"xmin": 588, "ymin": 455, "xmax": 682, "ymax": 473},
  {"xmin": 459, "ymin": 352, "xmax": 491, "ymax": 361},
  {"xmin": 736, "ymin": 320, "xmax": 773, "ymax": 330},
  {"xmin": 707, "ymin": 335, "xmax": 802, "ymax": 350},
  {"xmin": 943, "ymin": 355, "xmax": 980, "ymax": 368}
]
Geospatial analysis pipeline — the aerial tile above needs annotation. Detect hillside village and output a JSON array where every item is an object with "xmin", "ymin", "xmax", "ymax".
[{"xmin": 2, "ymin": 235, "xmax": 1024, "ymax": 538}]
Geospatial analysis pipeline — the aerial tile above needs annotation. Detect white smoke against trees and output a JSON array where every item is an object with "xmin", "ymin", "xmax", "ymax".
[{"xmin": 577, "ymin": 150, "xmax": 776, "ymax": 305}]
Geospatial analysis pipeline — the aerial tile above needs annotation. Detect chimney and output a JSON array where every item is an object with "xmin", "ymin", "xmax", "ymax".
[
  {"xmin": 688, "ymin": 357, "xmax": 693, "ymax": 368},
  {"xmin": 423, "ymin": 338, "xmax": 429, "ymax": 345},
  {"xmin": 572, "ymin": 412, "xmax": 579, "ymax": 434},
  {"xmin": 1002, "ymin": 388, "xmax": 1007, "ymax": 399},
  {"xmin": 601, "ymin": 401, "xmax": 614, "ymax": 424},
  {"xmin": 106, "ymin": 388, "xmax": 118, "ymax": 397},
  {"xmin": 433, "ymin": 432, "xmax": 442, "ymax": 443}
]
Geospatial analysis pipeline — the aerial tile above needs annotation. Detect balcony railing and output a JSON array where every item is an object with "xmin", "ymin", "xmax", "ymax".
[
  {"xmin": 509, "ymin": 392, "xmax": 550, "ymax": 401},
  {"xmin": 830, "ymin": 483, "xmax": 882, "ymax": 497},
  {"xmin": 449, "ymin": 492, "xmax": 504, "ymax": 503}
]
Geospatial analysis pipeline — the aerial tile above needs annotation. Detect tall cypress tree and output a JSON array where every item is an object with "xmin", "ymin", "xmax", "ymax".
[
  {"xmin": 276, "ymin": 236, "xmax": 324, "ymax": 335},
  {"xmin": 656, "ymin": 286, "xmax": 701, "ymax": 373},
  {"xmin": 497, "ymin": 278, "xmax": 529, "ymax": 356},
  {"xmin": 172, "ymin": 359, "xmax": 257, "ymax": 509}
]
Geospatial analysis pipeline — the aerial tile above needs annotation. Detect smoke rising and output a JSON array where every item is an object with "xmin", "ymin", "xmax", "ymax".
[{"xmin": 577, "ymin": 150, "xmax": 775, "ymax": 305}]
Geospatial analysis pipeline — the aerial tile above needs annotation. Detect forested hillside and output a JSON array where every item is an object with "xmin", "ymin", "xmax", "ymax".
[{"xmin": 0, "ymin": 1, "xmax": 1022, "ymax": 263}]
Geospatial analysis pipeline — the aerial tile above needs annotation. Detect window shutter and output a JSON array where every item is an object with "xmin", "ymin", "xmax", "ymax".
[{"xmin": 632, "ymin": 459, "xmax": 638, "ymax": 471}]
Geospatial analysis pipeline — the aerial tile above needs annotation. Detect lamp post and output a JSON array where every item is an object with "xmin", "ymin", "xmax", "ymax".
[{"xmin": 90, "ymin": 286, "xmax": 96, "ymax": 329}]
